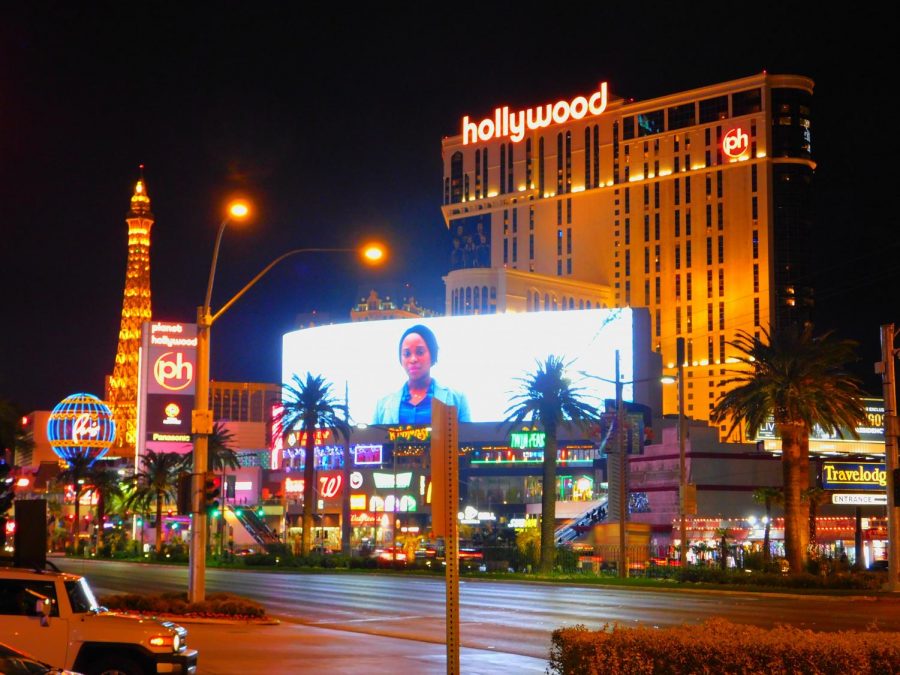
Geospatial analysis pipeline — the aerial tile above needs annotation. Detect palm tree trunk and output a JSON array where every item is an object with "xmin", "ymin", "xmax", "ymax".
[
  {"xmin": 763, "ymin": 498, "xmax": 771, "ymax": 564},
  {"xmin": 96, "ymin": 492, "xmax": 105, "ymax": 554},
  {"xmin": 301, "ymin": 430, "xmax": 316, "ymax": 556},
  {"xmin": 780, "ymin": 423, "xmax": 807, "ymax": 572},
  {"xmin": 155, "ymin": 491, "xmax": 164, "ymax": 553},
  {"xmin": 73, "ymin": 489, "xmax": 82, "ymax": 551},
  {"xmin": 539, "ymin": 428, "xmax": 557, "ymax": 574}
]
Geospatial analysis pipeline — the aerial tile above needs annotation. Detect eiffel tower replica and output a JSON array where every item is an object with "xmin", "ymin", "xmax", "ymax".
[{"xmin": 106, "ymin": 170, "xmax": 154, "ymax": 456}]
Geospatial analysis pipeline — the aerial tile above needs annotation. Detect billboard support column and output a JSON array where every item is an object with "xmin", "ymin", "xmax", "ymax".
[
  {"xmin": 615, "ymin": 350, "xmax": 628, "ymax": 579},
  {"xmin": 878, "ymin": 324, "xmax": 899, "ymax": 593},
  {"xmin": 189, "ymin": 307, "xmax": 212, "ymax": 603},
  {"xmin": 431, "ymin": 399, "xmax": 459, "ymax": 675}
]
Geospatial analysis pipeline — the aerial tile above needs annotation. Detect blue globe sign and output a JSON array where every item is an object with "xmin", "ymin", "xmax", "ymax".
[{"xmin": 47, "ymin": 392, "xmax": 117, "ymax": 464}]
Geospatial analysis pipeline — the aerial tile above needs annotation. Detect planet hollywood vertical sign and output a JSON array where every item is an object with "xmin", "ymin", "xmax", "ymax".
[{"xmin": 137, "ymin": 321, "xmax": 198, "ymax": 454}]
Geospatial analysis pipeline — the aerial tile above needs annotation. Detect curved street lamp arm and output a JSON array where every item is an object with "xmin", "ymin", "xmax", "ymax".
[
  {"xmin": 209, "ymin": 247, "xmax": 354, "ymax": 325},
  {"xmin": 204, "ymin": 218, "xmax": 232, "ymax": 316}
]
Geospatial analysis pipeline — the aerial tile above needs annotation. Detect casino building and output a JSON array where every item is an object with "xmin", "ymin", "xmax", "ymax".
[{"xmin": 441, "ymin": 73, "xmax": 814, "ymax": 437}]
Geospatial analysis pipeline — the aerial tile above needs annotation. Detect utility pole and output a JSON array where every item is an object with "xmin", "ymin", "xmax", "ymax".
[
  {"xmin": 615, "ymin": 350, "xmax": 627, "ymax": 579},
  {"xmin": 878, "ymin": 324, "xmax": 899, "ymax": 593}
]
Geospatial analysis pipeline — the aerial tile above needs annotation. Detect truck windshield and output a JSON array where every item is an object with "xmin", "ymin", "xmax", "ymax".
[{"xmin": 65, "ymin": 578, "xmax": 100, "ymax": 614}]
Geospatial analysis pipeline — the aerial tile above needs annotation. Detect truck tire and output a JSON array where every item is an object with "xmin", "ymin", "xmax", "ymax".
[{"xmin": 86, "ymin": 655, "xmax": 146, "ymax": 675}]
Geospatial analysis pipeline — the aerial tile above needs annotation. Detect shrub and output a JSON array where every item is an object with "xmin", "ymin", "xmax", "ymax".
[
  {"xmin": 675, "ymin": 566, "xmax": 883, "ymax": 591},
  {"xmin": 550, "ymin": 618, "xmax": 900, "ymax": 674},
  {"xmin": 100, "ymin": 591, "xmax": 265, "ymax": 618}
]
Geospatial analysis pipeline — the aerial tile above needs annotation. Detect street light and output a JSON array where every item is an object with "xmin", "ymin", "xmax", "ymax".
[{"xmin": 188, "ymin": 204, "xmax": 386, "ymax": 602}]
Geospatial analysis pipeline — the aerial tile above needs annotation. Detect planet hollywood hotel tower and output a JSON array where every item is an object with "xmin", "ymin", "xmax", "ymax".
[{"xmin": 441, "ymin": 73, "xmax": 814, "ymax": 437}]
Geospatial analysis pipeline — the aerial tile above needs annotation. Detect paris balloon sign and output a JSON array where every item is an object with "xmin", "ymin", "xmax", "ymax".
[{"xmin": 47, "ymin": 392, "xmax": 116, "ymax": 464}]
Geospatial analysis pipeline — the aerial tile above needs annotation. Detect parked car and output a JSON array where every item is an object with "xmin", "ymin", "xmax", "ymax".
[
  {"xmin": 0, "ymin": 562, "xmax": 197, "ymax": 675},
  {"xmin": 0, "ymin": 641, "xmax": 79, "ymax": 674}
]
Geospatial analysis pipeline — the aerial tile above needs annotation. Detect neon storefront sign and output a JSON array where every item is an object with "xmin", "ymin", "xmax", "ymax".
[
  {"xmin": 462, "ymin": 83, "xmax": 608, "ymax": 145},
  {"xmin": 373, "ymin": 472, "xmax": 413, "ymax": 489},
  {"xmin": 722, "ymin": 127, "xmax": 750, "ymax": 160},
  {"xmin": 368, "ymin": 495, "xmax": 417, "ymax": 512},
  {"xmin": 153, "ymin": 351, "xmax": 194, "ymax": 391},
  {"xmin": 285, "ymin": 474, "xmax": 344, "ymax": 497},
  {"xmin": 353, "ymin": 444, "xmax": 383, "ymax": 465}
]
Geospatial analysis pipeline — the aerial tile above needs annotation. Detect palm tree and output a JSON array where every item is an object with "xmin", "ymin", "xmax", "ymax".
[
  {"xmin": 711, "ymin": 326, "xmax": 865, "ymax": 573},
  {"xmin": 57, "ymin": 450, "xmax": 95, "ymax": 550},
  {"xmin": 752, "ymin": 486, "xmax": 782, "ymax": 564},
  {"xmin": 504, "ymin": 356, "xmax": 599, "ymax": 574},
  {"xmin": 278, "ymin": 374, "xmax": 350, "ymax": 556},
  {"xmin": 803, "ymin": 487, "xmax": 831, "ymax": 554},
  {"xmin": 87, "ymin": 463, "xmax": 124, "ymax": 554},
  {"xmin": 126, "ymin": 450, "xmax": 183, "ymax": 553}
]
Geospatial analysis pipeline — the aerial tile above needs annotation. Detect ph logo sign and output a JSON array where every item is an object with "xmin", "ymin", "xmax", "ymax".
[
  {"xmin": 722, "ymin": 127, "xmax": 750, "ymax": 160},
  {"xmin": 154, "ymin": 351, "xmax": 194, "ymax": 391}
]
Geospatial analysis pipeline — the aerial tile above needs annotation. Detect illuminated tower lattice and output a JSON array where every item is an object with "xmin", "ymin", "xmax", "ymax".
[{"xmin": 106, "ymin": 174, "xmax": 153, "ymax": 453}]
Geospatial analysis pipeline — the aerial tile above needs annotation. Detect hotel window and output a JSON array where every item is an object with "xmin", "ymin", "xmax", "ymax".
[
  {"xmin": 566, "ymin": 198, "xmax": 572, "ymax": 224},
  {"xmin": 539, "ymin": 137, "xmax": 545, "ymax": 195},
  {"xmin": 526, "ymin": 138, "xmax": 533, "ymax": 186},
  {"xmin": 584, "ymin": 127, "xmax": 591, "ymax": 187},
  {"xmin": 567, "ymin": 228, "xmax": 572, "ymax": 255},
  {"xmin": 719, "ymin": 335, "xmax": 726, "ymax": 362},
  {"xmin": 754, "ymin": 298, "xmax": 760, "ymax": 326},
  {"xmin": 675, "ymin": 244, "xmax": 681, "ymax": 270},
  {"xmin": 674, "ymin": 179, "xmax": 680, "ymax": 205},
  {"xmin": 716, "ymin": 171, "xmax": 723, "ymax": 198},
  {"xmin": 464, "ymin": 174, "xmax": 470, "ymax": 200},
  {"xmin": 500, "ymin": 143, "xmax": 507, "ymax": 194},
  {"xmin": 638, "ymin": 109, "xmax": 664, "ymax": 136},
  {"xmin": 685, "ymin": 240, "xmax": 692, "ymax": 266},
  {"xmin": 557, "ymin": 260, "xmax": 562, "ymax": 276},
  {"xmin": 644, "ymin": 280, "xmax": 650, "ymax": 305},
  {"xmin": 674, "ymin": 156, "xmax": 680, "ymax": 173},
  {"xmin": 732, "ymin": 88, "xmax": 762, "ymax": 116},
  {"xmin": 503, "ymin": 239, "xmax": 508, "ymax": 264},
  {"xmin": 706, "ymin": 237, "xmax": 713, "ymax": 265},
  {"xmin": 704, "ymin": 128, "xmax": 711, "ymax": 146},
  {"xmin": 718, "ymin": 269, "xmax": 725, "ymax": 296},
  {"xmin": 444, "ymin": 177, "xmax": 449, "ymax": 204},
  {"xmin": 686, "ymin": 273, "xmax": 692, "ymax": 301},
  {"xmin": 655, "ymin": 276, "xmax": 661, "ymax": 302},
  {"xmin": 676, "ymin": 307, "xmax": 682, "ymax": 334},
  {"xmin": 483, "ymin": 149, "xmax": 488, "ymax": 194},
  {"xmin": 565, "ymin": 131, "xmax": 572, "ymax": 193},
  {"xmin": 752, "ymin": 196, "xmax": 758, "ymax": 220},
  {"xmin": 475, "ymin": 149, "xmax": 482, "ymax": 198},
  {"xmin": 450, "ymin": 151, "xmax": 463, "ymax": 203},
  {"xmin": 655, "ymin": 309, "xmax": 661, "ymax": 337},
  {"xmin": 512, "ymin": 238, "xmax": 518, "ymax": 263},
  {"xmin": 625, "ymin": 187, "xmax": 630, "ymax": 213},
  {"xmin": 593, "ymin": 125, "xmax": 600, "ymax": 188},
  {"xmin": 674, "ymin": 210, "xmax": 680, "ymax": 237},
  {"xmin": 717, "ymin": 203, "xmax": 723, "ymax": 230},
  {"xmin": 687, "ymin": 306, "xmax": 692, "ymax": 333},
  {"xmin": 655, "ymin": 245, "xmax": 661, "ymax": 273},
  {"xmin": 705, "ymin": 150, "xmax": 711, "ymax": 167},
  {"xmin": 624, "ymin": 165, "xmax": 630, "ymax": 181},
  {"xmin": 686, "ymin": 153, "xmax": 691, "ymax": 171},
  {"xmin": 708, "ymin": 336, "xmax": 714, "ymax": 362},
  {"xmin": 503, "ymin": 209, "xmax": 509, "ymax": 235},
  {"xmin": 668, "ymin": 102, "xmax": 695, "ymax": 130},
  {"xmin": 707, "ymin": 303, "xmax": 713, "ymax": 330},
  {"xmin": 508, "ymin": 143, "xmax": 514, "ymax": 193},
  {"xmin": 685, "ymin": 176, "xmax": 691, "ymax": 203},
  {"xmin": 643, "ymin": 162, "xmax": 649, "ymax": 178},
  {"xmin": 675, "ymin": 274, "xmax": 681, "ymax": 298},
  {"xmin": 654, "ymin": 159, "xmax": 659, "ymax": 177},
  {"xmin": 718, "ymin": 302, "xmax": 725, "ymax": 330},
  {"xmin": 644, "ymin": 185, "xmax": 649, "ymax": 206},
  {"xmin": 685, "ymin": 211, "xmax": 692, "ymax": 236},
  {"xmin": 644, "ymin": 248, "xmax": 650, "ymax": 273},
  {"xmin": 706, "ymin": 204, "xmax": 712, "ymax": 228},
  {"xmin": 568, "ymin": 258, "xmax": 573, "ymax": 275},
  {"xmin": 705, "ymin": 173, "xmax": 712, "ymax": 196},
  {"xmin": 654, "ymin": 183, "xmax": 660, "ymax": 208},
  {"xmin": 623, "ymin": 116, "xmax": 635, "ymax": 140},
  {"xmin": 699, "ymin": 95, "xmax": 728, "ymax": 123},
  {"xmin": 753, "ymin": 263, "xmax": 759, "ymax": 292},
  {"xmin": 674, "ymin": 135, "xmax": 680, "ymax": 153},
  {"xmin": 752, "ymin": 229, "xmax": 759, "ymax": 259},
  {"xmin": 613, "ymin": 121, "xmax": 620, "ymax": 182},
  {"xmin": 529, "ymin": 206, "xmax": 534, "ymax": 230},
  {"xmin": 529, "ymin": 234, "xmax": 534, "ymax": 259},
  {"xmin": 625, "ymin": 218, "xmax": 631, "ymax": 245},
  {"xmin": 557, "ymin": 228, "xmax": 563, "ymax": 255},
  {"xmin": 751, "ymin": 164, "xmax": 758, "ymax": 192},
  {"xmin": 644, "ymin": 215, "xmax": 650, "ymax": 241},
  {"xmin": 512, "ymin": 207, "xmax": 518, "ymax": 233},
  {"xmin": 557, "ymin": 133, "xmax": 564, "ymax": 193},
  {"xmin": 557, "ymin": 200, "xmax": 562, "ymax": 225}
]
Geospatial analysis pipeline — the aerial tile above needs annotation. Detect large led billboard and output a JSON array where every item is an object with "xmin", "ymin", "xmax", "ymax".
[{"xmin": 283, "ymin": 308, "xmax": 638, "ymax": 425}]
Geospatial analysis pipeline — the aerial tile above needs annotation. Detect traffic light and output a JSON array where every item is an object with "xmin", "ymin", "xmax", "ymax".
[
  {"xmin": 176, "ymin": 473, "xmax": 192, "ymax": 515},
  {"xmin": 204, "ymin": 473, "xmax": 222, "ymax": 513}
]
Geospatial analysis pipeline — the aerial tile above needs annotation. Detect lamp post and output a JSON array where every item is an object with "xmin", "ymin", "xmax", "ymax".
[
  {"xmin": 662, "ymin": 337, "xmax": 689, "ymax": 569},
  {"xmin": 188, "ymin": 204, "xmax": 385, "ymax": 602}
]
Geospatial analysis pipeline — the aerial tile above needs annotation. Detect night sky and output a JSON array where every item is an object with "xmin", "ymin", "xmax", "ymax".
[{"xmin": 1, "ymin": 5, "xmax": 894, "ymax": 413}]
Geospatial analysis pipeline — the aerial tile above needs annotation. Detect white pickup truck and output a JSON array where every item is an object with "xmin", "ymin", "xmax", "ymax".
[{"xmin": 0, "ymin": 563, "xmax": 198, "ymax": 675}]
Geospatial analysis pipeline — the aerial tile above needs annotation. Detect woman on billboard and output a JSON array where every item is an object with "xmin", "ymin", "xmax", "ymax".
[{"xmin": 373, "ymin": 324, "xmax": 471, "ymax": 425}]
